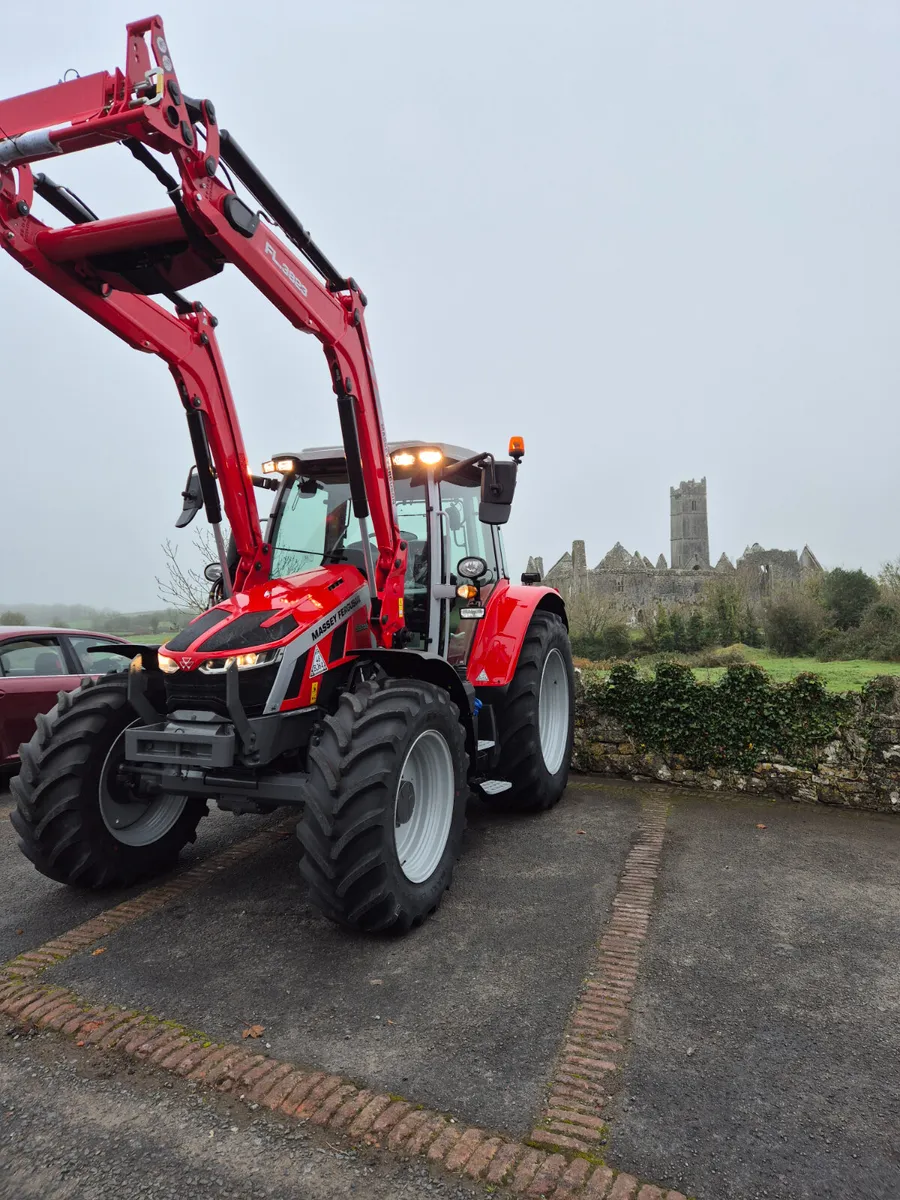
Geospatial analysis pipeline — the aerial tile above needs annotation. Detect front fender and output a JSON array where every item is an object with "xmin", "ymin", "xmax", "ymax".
[
  {"xmin": 351, "ymin": 648, "xmax": 476, "ymax": 761},
  {"xmin": 466, "ymin": 581, "xmax": 567, "ymax": 688}
]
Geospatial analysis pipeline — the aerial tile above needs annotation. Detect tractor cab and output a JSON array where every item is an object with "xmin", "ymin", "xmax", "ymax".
[{"xmin": 262, "ymin": 442, "xmax": 511, "ymax": 667}]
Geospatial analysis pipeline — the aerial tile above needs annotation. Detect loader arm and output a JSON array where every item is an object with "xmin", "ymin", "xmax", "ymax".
[{"xmin": 0, "ymin": 15, "xmax": 406, "ymax": 642}]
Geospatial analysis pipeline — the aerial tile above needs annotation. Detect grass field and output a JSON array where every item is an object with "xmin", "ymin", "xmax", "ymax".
[
  {"xmin": 575, "ymin": 644, "xmax": 900, "ymax": 692},
  {"xmin": 692, "ymin": 647, "xmax": 900, "ymax": 690},
  {"xmin": 107, "ymin": 631, "xmax": 171, "ymax": 645}
]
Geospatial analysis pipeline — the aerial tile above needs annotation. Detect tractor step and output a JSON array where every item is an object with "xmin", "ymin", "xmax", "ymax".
[
  {"xmin": 479, "ymin": 779, "xmax": 512, "ymax": 795},
  {"xmin": 475, "ymin": 736, "xmax": 501, "ymax": 775}
]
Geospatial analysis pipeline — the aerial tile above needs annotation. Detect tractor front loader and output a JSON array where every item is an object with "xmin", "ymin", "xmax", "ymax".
[{"xmin": 0, "ymin": 16, "xmax": 575, "ymax": 933}]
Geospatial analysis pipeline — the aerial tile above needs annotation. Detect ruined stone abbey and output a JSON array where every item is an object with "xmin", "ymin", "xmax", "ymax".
[{"xmin": 530, "ymin": 478, "xmax": 822, "ymax": 621}]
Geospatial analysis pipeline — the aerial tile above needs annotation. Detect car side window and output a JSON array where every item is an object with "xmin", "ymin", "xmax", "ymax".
[
  {"xmin": 0, "ymin": 638, "xmax": 66, "ymax": 677},
  {"xmin": 67, "ymin": 637, "xmax": 131, "ymax": 675}
]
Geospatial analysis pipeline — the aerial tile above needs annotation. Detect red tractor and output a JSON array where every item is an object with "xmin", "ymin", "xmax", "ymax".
[{"xmin": 0, "ymin": 17, "xmax": 574, "ymax": 932}]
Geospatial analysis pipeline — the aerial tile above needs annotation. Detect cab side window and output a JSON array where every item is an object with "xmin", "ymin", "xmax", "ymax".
[{"xmin": 440, "ymin": 481, "xmax": 491, "ymax": 577}]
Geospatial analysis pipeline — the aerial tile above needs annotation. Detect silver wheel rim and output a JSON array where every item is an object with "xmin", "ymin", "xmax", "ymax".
[
  {"xmin": 539, "ymin": 648, "xmax": 570, "ymax": 775},
  {"xmin": 99, "ymin": 726, "xmax": 188, "ymax": 848},
  {"xmin": 394, "ymin": 729, "xmax": 455, "ymax": 884}
]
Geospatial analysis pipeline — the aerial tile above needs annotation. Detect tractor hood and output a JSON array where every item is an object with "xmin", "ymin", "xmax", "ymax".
[{"xmin": 158, "ymin": 566, "xmax": 370, "ymax": 716}]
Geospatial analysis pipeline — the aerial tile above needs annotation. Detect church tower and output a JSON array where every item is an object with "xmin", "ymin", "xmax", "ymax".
[{"xmin": 670, "ymin": 478, "xmax": 710, "ymax": 569}]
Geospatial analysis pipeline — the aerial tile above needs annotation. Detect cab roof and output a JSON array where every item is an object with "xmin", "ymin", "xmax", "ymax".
[
  {"xmin": 282, "ymin": 441, "xmax": 480, "ymax": 468},
  {"xmin": 273, "ymin": 441, "xmax": 481, "ymax": 483}
]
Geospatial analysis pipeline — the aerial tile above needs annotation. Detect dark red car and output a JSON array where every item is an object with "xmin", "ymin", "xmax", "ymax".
[{"xmin": 0, "ymin": 627, "xmax": 132, "ymax": 767}]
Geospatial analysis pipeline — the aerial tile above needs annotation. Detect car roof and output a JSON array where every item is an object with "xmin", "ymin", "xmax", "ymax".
[{"xmin": 0, "ymin": 627, "xmax": 126, "ymax": 641}]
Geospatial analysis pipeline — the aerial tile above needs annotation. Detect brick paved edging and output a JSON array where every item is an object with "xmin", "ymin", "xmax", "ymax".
[
  {"xmin": 0, "ymin": 818, "xmax": 293, "ymax": 985},
  {"xmin": 0, "ymin": 980, "xmax": 687, "ymax": 1200},
  {"xmin": 530, "ymin": 798, "xmax": 669, "ymax": 1157}
]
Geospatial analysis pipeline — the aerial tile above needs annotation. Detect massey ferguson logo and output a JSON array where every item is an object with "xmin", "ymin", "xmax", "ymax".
[
  {"xmin": 265, "ymin": 242, "xmax": 308, "ymax": 296},
  {"xmin": 310, "ymin": 593, "xmax": 363, "ymax": 642},
  {"xmin": 180, "ymin": 655, "xmax": 194, "ymax": 670}
]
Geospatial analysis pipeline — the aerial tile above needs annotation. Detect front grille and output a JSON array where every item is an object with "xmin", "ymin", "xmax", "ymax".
[{"xmin": 165, "ymin": 661, "xmax": 281, "ymax": 718}]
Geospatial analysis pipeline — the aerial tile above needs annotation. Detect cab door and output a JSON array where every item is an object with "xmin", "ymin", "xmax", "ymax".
[{"xmin": 439, "ymin": 477, "xmax": 502, "ymax": 667}]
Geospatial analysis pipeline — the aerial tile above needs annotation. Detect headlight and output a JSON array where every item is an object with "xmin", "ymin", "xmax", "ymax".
[
  {"xmin": 199, "ymin": 647, "xmax": 283, "ymax": 673},
  {"xmin": 157, "ymin": 652, "xmax": 180, "ymax": 674},
  {"xmin": 457, "ymin": 555, "xmax": 488, "ymax": 580}
]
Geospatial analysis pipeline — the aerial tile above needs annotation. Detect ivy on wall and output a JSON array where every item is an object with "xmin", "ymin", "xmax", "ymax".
[{"xmin": 595, "ymin": 661, "xmax": 854, "ymax": 772}]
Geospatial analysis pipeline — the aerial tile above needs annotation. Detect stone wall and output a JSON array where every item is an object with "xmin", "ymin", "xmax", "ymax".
[{"xmin": 572, "ymin": 677, "xmax": 900, "ymax": 815}]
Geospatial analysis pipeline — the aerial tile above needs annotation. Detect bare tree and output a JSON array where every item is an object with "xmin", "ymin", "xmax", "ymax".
[
  {"xmin": 565, "ymin": 587, "xmax": 619, "ymax": 639},
  {"xmin": 156, "ymin": 526, "xmax": 223, "ymax": 613},
  {"xmin": 879, "ymin": 556, "xmax": 900, "ymax": 597}
]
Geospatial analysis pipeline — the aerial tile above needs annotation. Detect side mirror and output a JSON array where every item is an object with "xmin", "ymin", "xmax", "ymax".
[
  {"xmin": 479, "ymin": 460, "xmax": 517, "ymax": 525},
  {"xmin": 175, "ymin": 467, "xmax": 204, "ymax": 529}
]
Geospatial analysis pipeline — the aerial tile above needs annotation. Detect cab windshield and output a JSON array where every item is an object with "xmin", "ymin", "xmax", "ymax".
[{"xmin": 269, "ymin": 475, "xmax": 428, "ymax": 580}]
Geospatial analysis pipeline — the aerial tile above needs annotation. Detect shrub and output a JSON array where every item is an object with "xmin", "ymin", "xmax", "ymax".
[
  {"xmin": 764, "ymin": 594, "xmax": 825, "ymax": 656},
  {"xmin": 688, "ymin": 646, "xmax": 746, "ymax": 668},
  {"xmin": 655, "ymin": 607, "xmax": 675, "ymax": 652},
  {"xmin": 569, "ymin": 635, "xmax": 606, "ymax": 661},
  {"xmin": 685, "ymin": 611, "xmax": 707, "ymax": 652},
  {"xmin": 704, "ymin": 580, "xmax": 743, "ymax": 647},
  {"xmin": 600, "ymin": 623, "xmax": 632, "ymax": 658},
  {"xmin": 816, "ymin": 627, "xmax": 853, "ymax": 661},
  {"xmin": 570, "ymin": 623, "xmax": 634, "ymax": 662},
  {"xmin": 822, "ymin": 568, "xmax": 879, "ymax": 630},
  {"xmin": 740, "ymin": 605, "xmax": 764, "ymax": 647},
  {"xmin": 669, "ymin": 609, "xmax": 687, "ymax": 652},
  {"xmin": 816, "ymin": 601, "xmax": 900, "ymax": 662},
  {"xmin": 600, "ymin": 660, "xmax": 852, "ymax": 771}
]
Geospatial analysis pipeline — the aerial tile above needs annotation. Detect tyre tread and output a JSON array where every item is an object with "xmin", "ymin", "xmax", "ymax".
[
  {"xmin": 297, "ymin": 678, "xmax": 468, "ymax": 932},
  {"xmin": 10, "ymin": 675, "xmax": 206, "ymax": 889},
  {"xmin": 488, "ymin": 611, "xmax": 575, "ymax": 812}
]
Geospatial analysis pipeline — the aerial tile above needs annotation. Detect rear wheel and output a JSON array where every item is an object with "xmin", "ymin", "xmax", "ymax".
[
  {"xmin": 297, "ymin": 677, "xmax": 469, "ymax": 932},
  {"xmin": 486, "ymin": 610, "xmax": 575, "ymax": 812},
  {"xmin": 10, "ymin": 675, "xmax": 207, "ymax": 888}
]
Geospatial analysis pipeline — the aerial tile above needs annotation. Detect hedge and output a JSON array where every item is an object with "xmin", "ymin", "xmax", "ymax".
[{"xmin": 590, "ymin": 661, "xmax": 854, "ymax": 773}]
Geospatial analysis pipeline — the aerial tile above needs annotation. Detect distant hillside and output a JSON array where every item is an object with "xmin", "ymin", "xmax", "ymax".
[{"xmin": 0, "ymin": 603, "xmax": 182, "ymax": 634}]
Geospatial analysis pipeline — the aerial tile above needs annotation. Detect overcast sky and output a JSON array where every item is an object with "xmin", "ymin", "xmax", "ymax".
[{"xmin": 1, "ymin": 0, "xmax": 897, "ymax": 610}]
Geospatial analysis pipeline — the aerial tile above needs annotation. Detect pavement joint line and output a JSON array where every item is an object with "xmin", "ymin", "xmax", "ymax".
[
  {"xmin": 0, "ymin": 974, "xmax": 687, "ymax": 1199},
  {"xmin": 533, "ymin": 797, "xmax": 670, "ymax": 1164},
  {"xmin": 0, "ymin": 815, "xmax": 295, "ymax": 984}
]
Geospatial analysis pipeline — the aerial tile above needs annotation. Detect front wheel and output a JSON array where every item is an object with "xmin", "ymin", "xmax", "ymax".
[
  {"xmin": 11, "ymin": 675, "xmax": 207, "ymax": 887},
  {"xmin": 297, "ymin": 677, "xmax": 469, "ymax": 933},
  {"xmin": 487, "ymin": 610, "xmax": 575, "ymax": 812}
]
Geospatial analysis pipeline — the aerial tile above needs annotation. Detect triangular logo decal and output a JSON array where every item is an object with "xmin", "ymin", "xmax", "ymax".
[
  {"xmin": 476, "ymin": 668, "xmax": 489, "ymax": 683},
  {"xmin": 310, "ymin": 645, "xmax": 329, "ymax": 677}
]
